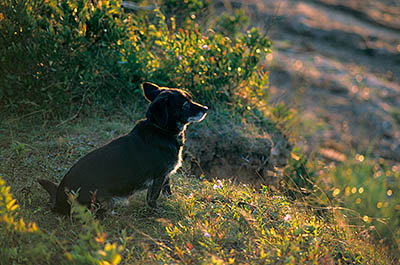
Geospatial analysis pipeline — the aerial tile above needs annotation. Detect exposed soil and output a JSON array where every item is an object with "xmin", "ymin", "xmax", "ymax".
[
  {"xmin": 259, "ymin": 0, "xmax": 400, "ymax": 162},
  {"xmin": 184, "ymin": 122, "xmax": 291, "ymax": 187}
]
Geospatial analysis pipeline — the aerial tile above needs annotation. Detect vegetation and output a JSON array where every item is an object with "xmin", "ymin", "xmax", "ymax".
[
  {"xmin": 284, "ymin": 150, "xmax": 400, "ymax": 258},
  {"xmin": 0, "ymin": 176, "xmax": 123, "ymax": 264},
  {"xmin": 0, "ymin": 0, "xmax": 398, "ymax": 264},
  {"xmin": 0, "ymin": 0, "xmax": 269, "ymax": 116},
  {"xmin": 319, "ymin": 155, "xmax": 399, "ymax": 252},
  {"xmin": 0, "ymin": 169, "xmax": 390, "ymax": 264}
]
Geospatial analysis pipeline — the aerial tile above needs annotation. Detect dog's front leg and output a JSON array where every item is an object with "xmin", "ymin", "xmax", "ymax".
[
  {"xmin": 146, "ymin": 177, "xmax": 165, "ymax": 208},
  {"xmin": 162, "ymin": 176, "xmax": 172, "ymax": 196}
]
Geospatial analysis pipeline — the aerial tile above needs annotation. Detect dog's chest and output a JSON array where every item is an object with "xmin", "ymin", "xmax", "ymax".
[
  {"xmin": 128, "ymin": 121, "xmax": 185, "ymax": 179},
  {"xmin": 167, "ymin": 145, "xmax": 183, "ymax": 176},
  {"xmin": 149, "ymin": 132, "xmax": 184, "ymax": 176}
]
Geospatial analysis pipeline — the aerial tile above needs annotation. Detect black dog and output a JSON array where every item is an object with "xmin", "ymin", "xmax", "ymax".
[{"xmin": 38, "ymin": 82, "xmax": 208, "ymax": 215}]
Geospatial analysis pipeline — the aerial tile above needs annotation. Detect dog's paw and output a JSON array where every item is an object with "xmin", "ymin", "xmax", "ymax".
[
  {"xmin": 147, "ymin": 200, "xmax": 158, "ymax": 208},
  {"xmin": 162, "ymin": 186, "xmax": 172, "ymax": 197}
]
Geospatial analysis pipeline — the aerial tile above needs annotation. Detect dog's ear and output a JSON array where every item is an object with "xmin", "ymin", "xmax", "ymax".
[
  {"xmin": 142, "ymin": 82, "xmax": 163, "ymax": 102},
  {"xmin": 148, "ymin": 94, "xmax": 169, "ymax": 128}
]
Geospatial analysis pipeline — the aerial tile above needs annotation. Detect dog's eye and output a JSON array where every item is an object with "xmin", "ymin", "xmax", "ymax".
[{"xmin": 182, "ymin": 101, "xmax": 190, "ymax": 110}]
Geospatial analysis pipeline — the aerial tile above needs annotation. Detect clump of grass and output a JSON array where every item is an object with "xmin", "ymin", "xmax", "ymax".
[
  {"xmin": 2, "ymin": 172, "xmax": 388, "ymax": 264},
  {"xmin": 320, "ymin": 154, "xmax": 400, "ymax": 255},
  {"xmin": 282, "ymin": 148, "xmax": 400, "ymax": 260}
]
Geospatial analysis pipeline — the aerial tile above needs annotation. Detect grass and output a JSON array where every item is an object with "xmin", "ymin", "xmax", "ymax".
[
  {"xmin": 315, "ymin": 153, "xmax": 400, "ymax": 253},
  {"xmin": 0, "ymin": 112, "xmax": 393, "ymax": 264}
]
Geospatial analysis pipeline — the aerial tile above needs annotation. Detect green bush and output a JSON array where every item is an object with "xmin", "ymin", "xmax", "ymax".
[
  {"xmin": 214, "ymin": 9, "xmax": 249, "ymax": 37},
  {"xmin": 158, "ymin": 0, "xmax": 212, "ymax": 26},
  {"xmin": 0, "ymin": 0, "xmax": 143, "ymax": 116},
  {"xmin": 140, "ymin": 10, "xmax": 271, "ymax": 107},
  {"xmin": 0, "ymin": 177, "xmax": 50, "ymax": 264},
  {"xmin": 0, "ymin": 0, "xmax": 271, "ymax": 117}
]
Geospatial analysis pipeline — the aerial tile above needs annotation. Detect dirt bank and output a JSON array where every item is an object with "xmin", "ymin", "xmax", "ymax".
[{"xmin": 261, "ymin": 0, "xmax": 400, "ymax": 161}]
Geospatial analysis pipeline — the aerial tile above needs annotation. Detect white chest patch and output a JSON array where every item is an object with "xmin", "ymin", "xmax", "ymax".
[{"xmin": 168, "ymin": 148, "xmax": 183, "ymax": 176}]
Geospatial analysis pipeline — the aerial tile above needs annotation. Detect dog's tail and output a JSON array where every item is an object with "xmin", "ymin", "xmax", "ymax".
[{"xmin": 37, "ymin": 178, "xmax": 58, "ymax": 209}]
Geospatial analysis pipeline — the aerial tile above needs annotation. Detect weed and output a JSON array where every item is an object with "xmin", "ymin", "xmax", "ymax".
[{"xmin": 0, "ymin": 176, "xmax": 123, "ymax": 264}]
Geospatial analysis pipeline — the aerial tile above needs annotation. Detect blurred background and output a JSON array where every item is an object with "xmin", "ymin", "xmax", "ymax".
[
  {"xmin": 268, "ymin": 0, "xmax": 399, "ymax": 162},
  {"xmin": 217, "ymin": 0, "xmax": 400, "ymax": 163}
]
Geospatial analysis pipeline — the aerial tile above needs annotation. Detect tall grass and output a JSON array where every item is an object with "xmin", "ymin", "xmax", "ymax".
[{"xmin": 283, "ymin": 150, "xmax": 400, "ymax": 259}]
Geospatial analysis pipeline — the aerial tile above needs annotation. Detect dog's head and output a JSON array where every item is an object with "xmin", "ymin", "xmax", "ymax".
[{"xmin": 142, "ymin": 82, "xmax": 208, "ymax": 134}]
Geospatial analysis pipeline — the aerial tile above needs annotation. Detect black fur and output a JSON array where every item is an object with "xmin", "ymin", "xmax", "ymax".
[{"xmin": 38, "ymin": 82, "xmax": 207, "ymax": 215}]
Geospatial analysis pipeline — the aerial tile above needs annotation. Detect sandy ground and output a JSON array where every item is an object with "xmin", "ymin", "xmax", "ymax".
[{"xmin": 251, "ymin": 0, "xmax": 400, "ymax": 162}]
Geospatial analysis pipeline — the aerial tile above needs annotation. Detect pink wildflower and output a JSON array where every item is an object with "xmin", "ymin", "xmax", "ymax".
[{"xmin": 284, "ymin": 214, "xmax": 291, "ymax": 222}]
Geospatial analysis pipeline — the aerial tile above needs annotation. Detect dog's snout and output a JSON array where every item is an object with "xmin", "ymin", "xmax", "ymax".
[{"xmin": 191, "ymin": 102, "xmax": 208, "ymax": 112}]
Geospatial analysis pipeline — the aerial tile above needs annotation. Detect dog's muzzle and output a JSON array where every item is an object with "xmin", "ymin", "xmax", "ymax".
[{"xmin": 188, "ymin": 105, "xmax": 208, "ymax": 123}]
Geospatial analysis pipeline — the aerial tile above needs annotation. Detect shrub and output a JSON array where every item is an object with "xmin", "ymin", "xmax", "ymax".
[
  {"xmin": 0, "ymin": 0, "xmax": 143, "ymax": 116},
  {"xmin": 0, "ymin": 176, "xmax": 123, "ymax": 264},
  {"xmin": 214, "ymin": 9, "xmax": 249, "ymax": 37},
  {"xmin": 158, "ymin": 0, "xmax": 212, "ymax": 27},
  {"xmin": 140, "ymin": 9, "xmax": 271, "ymax": 107},
  {"xmin": 0, "ymin": 0, "xmax": 271, "ymax": 116}
]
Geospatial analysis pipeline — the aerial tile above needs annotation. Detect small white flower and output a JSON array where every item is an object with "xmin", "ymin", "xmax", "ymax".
[
  {"xmin": 284, "ymin": 214, "xmax": 291, "ymax": 222},
  {"xmin": 204, "ymin": 232, "xmax": 210, "ymax": 238}
]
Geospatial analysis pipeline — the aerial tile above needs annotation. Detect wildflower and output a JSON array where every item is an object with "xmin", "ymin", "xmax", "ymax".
[
  {"xmin": 178, "ymin": 55, "xmax": 182, "ymax": 60},
  {"xmin": 204, "ymin": 232, "xmax": 210, "ymax": 238},
  {"xmin": 188, "ymin": 193, "xmax": 193, "ymax": 199},
  {"xmin": 284, "ymin": 214, "xmax": 291, "ymax": 222},
  {"xmin": 213, "ymin": 179, "xmax": 223, "ymax": 189},
  {"xmin": 202, "ymin": 44, "xmax": 210, "ymax": 50}
]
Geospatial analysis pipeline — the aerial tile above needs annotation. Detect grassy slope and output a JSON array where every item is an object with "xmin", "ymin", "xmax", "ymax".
[{"xmin": 0, "ymin": 112, "xmax": 391, "ymax": 264}]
